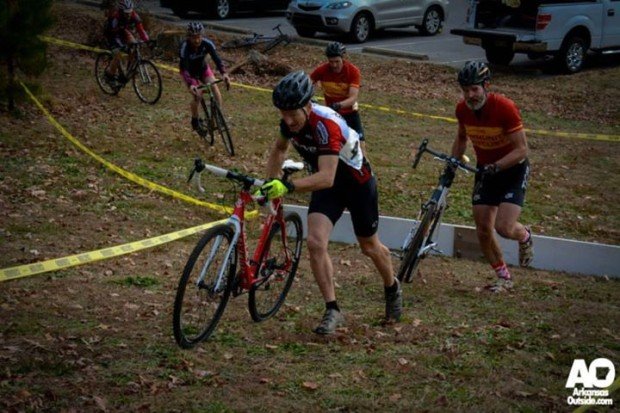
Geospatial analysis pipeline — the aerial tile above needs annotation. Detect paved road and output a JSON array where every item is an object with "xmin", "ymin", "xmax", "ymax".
[
  {"xmin": 142, "ymin": 1, "xmax": 494, "ymax": 67},
  {"xmin": 142, "ymin": 1, "xmax": 618, "ymax": 71}
]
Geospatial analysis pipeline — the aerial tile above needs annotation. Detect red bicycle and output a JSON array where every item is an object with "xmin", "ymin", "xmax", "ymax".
[{"xmin": 173, "ymin": 159, "xmax": 304, "ymax": 348}]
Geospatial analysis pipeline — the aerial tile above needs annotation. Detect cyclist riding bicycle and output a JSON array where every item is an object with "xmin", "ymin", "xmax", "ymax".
[
  {"xmin": 450, "ymin": 61, "xmax": 534, "ymax": 293},
  {"xmin": 103, "ymin": 0, "xmax": 150, "ymax": 84},
  {"xmin": 257, "ymin": 71, "xmax": 402, "ymax": 334},
  {"xmin": 179, "ymin": 21, "xmax": 231, "ymax": 135},
  {"xmin": 310, "ymin": 42, "xmax": 366, "ymax": 148}
]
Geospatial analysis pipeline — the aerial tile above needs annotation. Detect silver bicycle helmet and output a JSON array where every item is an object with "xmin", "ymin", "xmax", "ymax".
[
  {"xmin": 458, "ymin": 61, "xmax": 491, "ymax": 86},
  {"xmin": 325, "ymin": 41, "xmax": 346, "ymax": 57},
  {"xmin": 272, "ymin": 71, "xmax": 314, "ymax": 110},
  {"xmin": 118, "ymin": 0, "xmax": 134, "ymax": 12},
  {"xmin": 187, "ymin": 21, "xmax": 204, "ymax": 36}
]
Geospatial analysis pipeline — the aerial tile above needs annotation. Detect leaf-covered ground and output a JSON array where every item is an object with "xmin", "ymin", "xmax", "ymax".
[{"xmin": 1, "ymin": 2, "xmax": 619, "ymax": 412}]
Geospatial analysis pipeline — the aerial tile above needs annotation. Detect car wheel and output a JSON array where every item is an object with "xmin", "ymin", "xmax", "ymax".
[
  {"xmin": 349, "ymin": 13, "xmax": 372, "ymax": 43},
  {"xmin": 418, "ymin": 6, "xmax": 443, "ymax": 36},
  {"xmin": 295, "ymin": 27, "xmax": 316, "ymax": 38},
  {"xmin": 209, "ymin": 0, "xmax": 232, "ymax": 19},
  {"xmin": 554, "ymin": 35, "xmax": 587, "ymax": 74},
  {"xmin": 485, "ymin": 45, "xmax": 515, "ymax": 66}
]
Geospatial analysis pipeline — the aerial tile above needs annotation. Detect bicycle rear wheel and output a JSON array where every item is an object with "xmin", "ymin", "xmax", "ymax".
[
  {"xmin": 249, "ymin": 212, "xmax": 303, "ymax": 322},
  {"xmin": 94, "ymin": 53, "xmax": 120, "ymax": 95},
  {"xmin": 132, "ymin": 60, "xmax": 162, "ymax": 104},
  {"xmin": 397, "ymin": 203, "xmax": 438, "ymax": 283},
  {"xmin": 211, "ymin": 99, "xmax": 235, "ymax": 156},
  {"xmin": 173, "ymin": 224, "xmax": 237, "ymax": 348}
]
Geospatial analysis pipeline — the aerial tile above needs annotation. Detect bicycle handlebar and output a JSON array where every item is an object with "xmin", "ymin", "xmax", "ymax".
[
  {"xmin": 413, "ymin": 139, "xmax": 478, "ymax": 173},
  {"xmin": 196, "ymin": 79, "xmax": 224, "ymax": 89}
]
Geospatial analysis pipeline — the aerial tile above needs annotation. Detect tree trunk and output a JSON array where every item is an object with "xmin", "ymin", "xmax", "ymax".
[{"xmin": 8, "ymin": 55, "xmax": 15, "ymax": 111}]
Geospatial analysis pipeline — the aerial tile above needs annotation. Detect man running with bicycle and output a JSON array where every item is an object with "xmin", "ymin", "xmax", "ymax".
[
  {"xmin": 103, "ymin": 0, "xmax": 150, "ymax": 84},
  {"xmin": 310, "ymin": 42, "xmax": 366, "ymax": 147},
  {"xmin": 179, "ymin": 22, "xmax": 231, "ymax": 135},
  {"xmin": 257, "ymin": 71, "xmax": 402, "ymax": 334},
  {"xmin": 450, "ymin": 61, "xmax": 534, "ymax": 292}
]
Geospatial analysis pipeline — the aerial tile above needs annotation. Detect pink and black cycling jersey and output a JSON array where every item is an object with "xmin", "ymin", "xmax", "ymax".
[
  {"xmin": 107, "ymin": 10, "xmax": 149, "ymax": 48},
  {"xmin": 179, "ymin": 38, "xmax": 226, "ymax": 86},
  {"xmin": 280, "ymin": 103, "xmax": 372, "ymax": 185}
]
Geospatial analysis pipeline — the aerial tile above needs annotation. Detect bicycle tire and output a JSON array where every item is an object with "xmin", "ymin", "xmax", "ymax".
[
  {"xmin": 173, "ymin": 224, "xmax": 237, "ymax": 348},
  {"xmin": 261, "ymin": 35, "xmax": 290, "ymax": 54},
  {"xmin": 397, "ymin": 203, "xmax": 438, "ymax": 283},
  {"xmin": 200, "ymin": 98, "xmax": 215, "ymax": 146},
  {"xmin": 132, "ymin": 60, "xmax": 162, "ymax": 104},
  {"xmin": 211, "ymin": 99, "xmax": 235, "ymax": 156},
  {"xmin": 94, "ymin": 53, "xmax": 120, "ymax": 95},
  {"xmin": 248, "ymin": 211, "xmax": 303, "ymax": 322},
  {"xmin": 221, "ymin": 36, "xmax": 260, "ymax": 49}
]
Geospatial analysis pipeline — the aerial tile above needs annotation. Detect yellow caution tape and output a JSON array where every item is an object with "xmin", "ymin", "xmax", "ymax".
[
  {"xmin": 39, "ymin": 35, "xmax": 620, "ymax": 142},
  {"xmin": 0, "ymin": 219, "xmax": 227, "ymax": 282},
  {"xmin": 20, "ymin": 81, "xmax": 234, "ymax": 215}
]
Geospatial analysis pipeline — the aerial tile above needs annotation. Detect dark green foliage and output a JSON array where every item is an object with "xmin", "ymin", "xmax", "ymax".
[{"xmin": 0, "ymin": 0, "xmax": 54, "ymax": 109}]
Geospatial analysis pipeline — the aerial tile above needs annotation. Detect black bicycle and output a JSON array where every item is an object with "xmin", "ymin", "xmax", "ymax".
[
  {"xmin": 95, "ymin": 41, "xmax": 163, "ymax": 104},
  {"xmin": 397, "ymin": 139, "xmax": 477, "ymax": 283},
  {"xmin": 195, "ymin": 80, "xmax": 234, "ymax": 156},
  {"xmin": 221, "ymin": 24, "xmax": 291, "ymax": 53}
]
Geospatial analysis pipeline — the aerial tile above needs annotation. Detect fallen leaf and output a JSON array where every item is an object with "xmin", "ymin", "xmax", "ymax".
[{"xmin": 302, "ymin": 381, "xmax": 319, "ymax": 390}]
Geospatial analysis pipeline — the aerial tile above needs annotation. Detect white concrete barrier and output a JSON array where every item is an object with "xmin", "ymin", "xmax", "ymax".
[{"xmin": 284, "ymin": 204, "xmax": 620, "ymax": 278}]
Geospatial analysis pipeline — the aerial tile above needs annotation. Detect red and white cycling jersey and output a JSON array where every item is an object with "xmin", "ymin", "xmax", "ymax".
[{"xmin": 280, "ymin": 103, "xmax": 372, "ymax": 185}]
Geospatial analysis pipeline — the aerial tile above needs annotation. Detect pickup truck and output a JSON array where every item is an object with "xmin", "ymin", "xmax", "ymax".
[{"xmin": 451, "ymin": 0, "xmax": 620, "ymax": 73}]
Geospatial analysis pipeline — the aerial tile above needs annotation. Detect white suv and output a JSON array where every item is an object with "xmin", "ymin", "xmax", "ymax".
[{"xmin": 286, "ymin": 0, "xmax": 449, "ymax": 43}]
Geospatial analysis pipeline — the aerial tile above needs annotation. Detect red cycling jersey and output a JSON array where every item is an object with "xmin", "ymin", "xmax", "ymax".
[
  {"xmin": 310, "ymin": 61, "xmax": 361, "ymax": 115},
  {"xmin": 280, "ymin": 103, "xmax": 371, "ymax": 185},
  {"xmin": 455, "ymin": 92, "xmax": 524, "ymax": 165},
  {"xmin": 107, "ymin": 10, "xmax": 149, "ymax": 48}
]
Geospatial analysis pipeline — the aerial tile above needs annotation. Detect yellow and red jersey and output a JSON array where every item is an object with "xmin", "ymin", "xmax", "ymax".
[
  {"xmin": 310, "ymin": 61, "xmax": 361, "ymax": 114},
  {"xmin": 456, "ymin": 93, "xmax": 523, "ymax": 165}
]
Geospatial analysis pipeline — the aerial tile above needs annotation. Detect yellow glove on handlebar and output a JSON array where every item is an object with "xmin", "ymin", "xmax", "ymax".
[{"xmin": 255, "ymin": 179, "xmax": 295, "ymax": 201}]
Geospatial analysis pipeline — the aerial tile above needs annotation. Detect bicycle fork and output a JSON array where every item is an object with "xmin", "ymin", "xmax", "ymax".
[{"xmin": 196, "ymin": 219, "xmax": 241, "ymax": 293}]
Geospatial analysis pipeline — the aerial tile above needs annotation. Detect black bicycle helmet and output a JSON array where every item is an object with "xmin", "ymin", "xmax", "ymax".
[
  {"xmin": 187, "ymin": 22, "xmax": 204, "ymax": 36},
  {"xmin": 272, "ymin": 71, "xmax": 314, "ymax": 110},
  {"xmin": 325, "ymin": 41, "xmax": 346, "ymax": 57},
  {"xmin": 458, "ymin": 61, "xmax": 491, "ymax": 86}
]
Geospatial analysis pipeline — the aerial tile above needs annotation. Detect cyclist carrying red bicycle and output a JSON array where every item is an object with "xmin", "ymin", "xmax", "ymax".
[
  {"xmin": 450, "ymin": 61, "xmax": 534, "ymax": 293},
  {"xmin": 257, "ymin": 71, "xmax": 402, "ymax": 334},
  {"xmin": 103, "ymin": 0, "xmax": 149, "ymax": 83},
  {"xmin": 310, "ymin": 42, "xmax": 365, "ymax": 148},
  {"xmin": 179, "ymin": 22, "xmax": 231, "ymax": 135}
]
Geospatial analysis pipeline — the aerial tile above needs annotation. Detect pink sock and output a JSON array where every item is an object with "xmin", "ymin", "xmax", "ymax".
[
  {"xmin": 520, "ymin": 227, "xmax": 531, "ymax": 244},
  {"xmin": 492, "ymin": 261, "xmax": 511, "ymax": 280}
]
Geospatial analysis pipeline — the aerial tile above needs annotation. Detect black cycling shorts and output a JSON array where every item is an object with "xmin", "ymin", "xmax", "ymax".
[
  {"xmin": 341, "ymin": 111, "xmax": 365, "ymax": 141},
  {"xmin": 308, "ymin": 176, "xmax": 379, "ymax": 238},
  {"xmin": 472, "ymin": 159, "xmax": 530, "ymax": 207}
]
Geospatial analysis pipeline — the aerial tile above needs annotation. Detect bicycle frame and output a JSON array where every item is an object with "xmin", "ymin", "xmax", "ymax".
[
  {"xmin": 189, "ymin": 160, "xmax": 298, "ymax": 295},
  {"xmin": 397, "ymin": 139, "xmax": 477, "ymax": 282}
]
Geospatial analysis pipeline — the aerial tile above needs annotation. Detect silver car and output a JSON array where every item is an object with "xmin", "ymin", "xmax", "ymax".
[{"xmin": 286, "ymin": 0, "xmax": 449, "ymax": 43}]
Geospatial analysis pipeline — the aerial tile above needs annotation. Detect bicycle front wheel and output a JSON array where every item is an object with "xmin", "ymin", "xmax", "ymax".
[
  {"xmin": 212, "ymin": 100, "xmax": 234, "ymax": 156},
  {"xmin": 200, "ymin": 98, "xmax": 215, "ymax": 146},
  {"xmin": 132, "ymin": 60, "xmax": 162, "ymax": 104},
  {"xmin": 397, "ymin": 203, "xmax": 438, "ymax": 283},
  {"xmin": 249, "ymin": 212, "xmax": 303, "ymax": 322},
  {"xmin": 173, "ymin": 224, "xmax": 237, "ymax": 348},
  {"xmin": 94, "ymin": 53, "xmax": 120, "ymax": 95}
]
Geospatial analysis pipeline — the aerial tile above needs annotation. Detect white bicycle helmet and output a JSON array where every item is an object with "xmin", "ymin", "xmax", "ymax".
[{"xmin": 118, "ymin": 0, "xmax": 134, "ymax": 12}]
